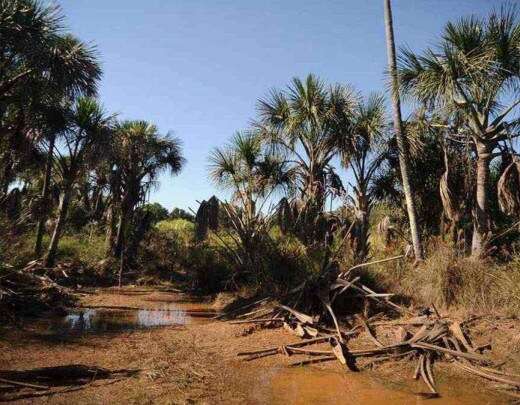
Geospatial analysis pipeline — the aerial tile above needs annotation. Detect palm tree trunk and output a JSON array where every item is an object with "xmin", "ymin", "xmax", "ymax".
[
  {"xmin": 354, "ymin": 192, "xmax": 370, "ymax": 261},
  {"xmin": 127, "ymin": 210, "xmax": 150, "ymax": 265},
  {"xmin": 105, "ymin": 204, "xmax": 118, "ymax": 255},
  {"xmin": 1, "ymin": 152, "xmax": 13, "ymax": 195},
  {"xmin": 114, "ymin": 212, "xmax": 125, "ymax": 258},
  {"xmin": 105, "ymin": 170, "xmax": 121, "ymax": 256},
  {"xmin": 114, "ymin": 196, "xmax": 133, "ymax": 258},
  {"xmin": 35, "ymin": 134, "xmax": 56, "ymax": 256},
  {"xmin": 44, "ymin": 185, "xmax": 71, "ymax": 267},
  {"xmin": 384, "ymin": 0, "xmax": 423, "ymax": 260},
  {"xmin": 471, "ymin": 142, "xmax": 492, "ymax": 257}
]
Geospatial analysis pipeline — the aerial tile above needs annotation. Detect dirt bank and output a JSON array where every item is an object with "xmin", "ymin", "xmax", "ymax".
[{"xmin": 0, "ymin": 287, "xmax": 517, "ymax": 404}]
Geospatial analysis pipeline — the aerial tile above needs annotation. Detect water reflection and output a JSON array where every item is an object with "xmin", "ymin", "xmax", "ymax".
[{"xmin": 60, "ymin": 307, "xmax": 190, "ymax": 334}]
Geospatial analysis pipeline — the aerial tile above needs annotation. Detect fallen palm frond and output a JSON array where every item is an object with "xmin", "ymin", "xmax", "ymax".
[
  {"xmin": 0, "ymin": 261, "xmax": 76, "ymax": 320},
  {"xmin": 222, "ymin": 256, "xmax": 520, "ymax": 398}
]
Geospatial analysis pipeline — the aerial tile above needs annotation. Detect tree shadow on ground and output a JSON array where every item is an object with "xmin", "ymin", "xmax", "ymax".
[{"xmin": 0, "ymin": 364, "xmax": 140, "ymax": 401}]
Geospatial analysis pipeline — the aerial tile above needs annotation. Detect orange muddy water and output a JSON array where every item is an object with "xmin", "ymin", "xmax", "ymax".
[{"xmin": 258, "ymin": 364, "xmax": 507, "ymax": 404}]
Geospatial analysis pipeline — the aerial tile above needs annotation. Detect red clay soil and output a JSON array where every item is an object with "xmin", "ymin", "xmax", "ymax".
[{"xmin": 0, "ymin": 287, "xmax": 518, "ymax": 404}]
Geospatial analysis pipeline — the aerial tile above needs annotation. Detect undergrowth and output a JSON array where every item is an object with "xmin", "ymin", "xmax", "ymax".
[
  {"xmin": 3, "ymin": 216, "xmax": 519, "ymax": 318},
  {"xmin": 356, "ymin": 238, "xmax": 520, "ymax": 317}
]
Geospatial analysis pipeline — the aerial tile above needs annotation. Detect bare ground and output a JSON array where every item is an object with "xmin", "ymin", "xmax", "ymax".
[{"xmin": 0, "ymin": 287, "xmax": 518, "ymax": 404}]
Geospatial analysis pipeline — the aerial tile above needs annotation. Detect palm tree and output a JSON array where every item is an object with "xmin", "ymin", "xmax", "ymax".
[
  {"xmin": 339, "ymin": 94, "xmax": 387, "ymax": 261},
  {"xmin": 397, "ymin": 6, "xmax": 520, "ymax": 257},
  {"xmin": 0, "ymin": 1, "xmax": 101, "ymax": 122},
  {"xmin": 108, "ymin": 120, "xmax": 184, "ymax": 268},
  {"xmin": 0, "ymin": 0, "xmax": 61, "ymax": 103},
  {"xmin": 209, "ymin": 130, "xmax": 289, "ymax": 271},
  {"xmin": 257, "ymin": 74, "xmax": 356, "ymax": 243},
  {"xmin": 0, "ymin": 1, "xmax": 102, "ymax": 254},
  {"xmin": 33, "ymin": 34, "xmax": 102, "ymax": 252},
  {"xmin": 45, "ymin": 98, "xmax": 112, "ymax": 266},
  {"xmin": 383, "ymin": 0, "xmax": 424, "ymax": 260}
]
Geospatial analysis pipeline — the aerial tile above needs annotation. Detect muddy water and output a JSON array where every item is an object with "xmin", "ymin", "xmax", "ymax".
[
  {"xmin": 35, "ymin": 289, "xmax": 217, "ymax": 335},
  {"xmin": 60, "ymin": 307, "xmax": 189, "ymax": 333},
  {"xmin": 259, "ymin": 366, "xmax": 506, "ymax": 404}
]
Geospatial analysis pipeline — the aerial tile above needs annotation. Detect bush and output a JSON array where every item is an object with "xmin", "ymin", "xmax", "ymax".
[
  {"xmin": 139, "ymin": 221, "xmax": 232, "ymax": 292},
  {"xmin": 57, "ymin": 232, "xmax": 106, "ymax": 265},
  {"xmin": 156, "ymin": 218, "xmax": 194, "ymax": 243}
]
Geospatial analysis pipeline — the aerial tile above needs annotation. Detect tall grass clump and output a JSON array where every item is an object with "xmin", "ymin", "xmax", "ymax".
[{"xmin": 356, "ymin": 240, "xmax": 520, "ymax": 316}]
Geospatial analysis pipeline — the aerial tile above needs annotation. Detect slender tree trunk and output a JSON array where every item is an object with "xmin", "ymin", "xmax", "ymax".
[
  {"xmin": 354, "ymin": 192, "xmax": 370, "ymax": 261},
  {"xmin": 105, "ymin": 169, "xmax": 122, "ymax": 256},
  {"xmin": 92, "ymin": 187, "xmax": 103, "ymax": 221},
  {"xmin": 114, "ymin": 196, "xmax": 133, "ymax": 258},
  {"xmin": 471, "ymin": 142, "xmax": 492, "ymax": 257},
  {"xmin": 35, "ymin": 134, "xmax": 56, "ymax": 256},
  {"xmin": 384, "ymin": 0, "xmax": 424, "ymax": 260},
  {"xmin": 114, "ymin": 212, "xmax": 125, "ymax": 258},
  {"xmin": 105, "ymin": 204, "xmax": 118, "ymax": 255},
  {"xmin": 44, "ymin": 185, "xmax": 71, "ymax": 267},
  {"xmin": 127, "ymin": 210, "xmax": 150, "ymax": 265},
  {"xmin": 118, "ymin": 242, "xmax": 124, "ymax": 288},
  {"xmin": 1, "ymin": 152, "xmax": 13, "ymax": 195}
]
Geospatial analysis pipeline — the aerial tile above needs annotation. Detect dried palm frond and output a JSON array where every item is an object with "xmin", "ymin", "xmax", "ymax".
[
  {"xmin": 439, "ymin": 170, "xmax": 460, "ymax": 223},
  {"xmin": 497, "ymin": 159, "xmax": 520, "ymax": 216},
  {"xmin": 439, "ymin": 144, "xmax": 461, "ymax": 224},
  {"xmin": 276, "ymin": 197, "xmax": 292, "ymax": 234},
  {"xmin": 195, "ymin": 200, "xmax": 209, "ymax": 241},
  {"xmin": 207, "ymin": 196, "xmax": 220, "ymax": 231}
]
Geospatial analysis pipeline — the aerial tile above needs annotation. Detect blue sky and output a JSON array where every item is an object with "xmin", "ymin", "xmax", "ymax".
[{"xmin": 59, "ymin": 0, "xmax": 496, "ymax": 212}]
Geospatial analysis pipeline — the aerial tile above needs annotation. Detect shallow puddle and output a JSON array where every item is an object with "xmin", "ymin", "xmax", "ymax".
[
  {"xmin": 35, "ymin": 294, "xmax": 216, "ymax": 335},
  {"xmin": 261, "ymin": 366, "xmax": 507, "ymax": 405},
  {"xmin": 61, "ymin": 308, "xmax": 188, "ymax": 333}
]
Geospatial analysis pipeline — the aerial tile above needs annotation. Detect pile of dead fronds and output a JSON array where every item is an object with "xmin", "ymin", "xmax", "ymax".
[
  {"xmin": 224, "ymin": 257, "xmax": 520, "ymax": 398},
  {"xmin": 0, "ymin": 261, "xmax": 76, "ymax": 321}
]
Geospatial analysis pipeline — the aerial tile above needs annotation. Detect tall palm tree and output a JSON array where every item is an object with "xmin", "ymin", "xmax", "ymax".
[
  {"xmin": 339, "ymin": 94, "xmax": 387, "ymax": 261},
  {"xmin": 108, "ymin": 120, "xmax": 185, "ymax": 267},
  {"xmin": 383, "ymin": 0, "xmax": 424, "ymax": 260},
  {"xmin": 33, "ymin": 34, "xmax": 102, "ymax": 252},
  {"xmin": 33, "ymin": 102, "xmax": 68, "ymax": 255},
  {"xmin": 45, "ymin": 98, "xmax": 112, "ymax": 266},
  {"xmin": 257, "ymin": 74, "xmax": 356, "ymax": 242},
  {"xmin": 397, "ymin": 6, "xmax": 520, "ymax": 257},
  {"xmin": 0, "ymin": 1, "xmax": 102, "ymax": 254}
]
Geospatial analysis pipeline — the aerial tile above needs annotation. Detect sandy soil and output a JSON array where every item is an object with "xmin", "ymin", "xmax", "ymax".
[{"xmin": 0, "ymin": 287, "xmax": 518, "ymax": 404}]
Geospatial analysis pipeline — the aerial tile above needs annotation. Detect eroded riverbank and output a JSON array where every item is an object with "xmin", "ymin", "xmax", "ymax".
[{"xmin": 0, "ymin": 287, "xmax": 515, "ymax": 404}]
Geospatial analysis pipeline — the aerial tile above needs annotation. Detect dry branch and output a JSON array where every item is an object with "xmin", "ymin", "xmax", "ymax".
[
  {"xmin": 411, "ymin": 342, "xmax": 491, "ymax": 363},
  {"xmin": 289, "ymin": 356, "xmax": 336, "ymax": 367}
]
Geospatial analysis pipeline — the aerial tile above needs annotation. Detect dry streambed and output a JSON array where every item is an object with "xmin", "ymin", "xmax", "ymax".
[{"xmin": 0, "ymin": 287, "xmax": 516, "ymax": 404}]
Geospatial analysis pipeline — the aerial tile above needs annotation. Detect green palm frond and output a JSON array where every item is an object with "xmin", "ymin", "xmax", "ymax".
[
  {"xmin": 46, "ymin": 34, "xmax": 102, "ymax": 97},
  {"xmin": 208, "ymin": 147, "xmax": 238, "ymax": 188},
  {"xmin": 398, "ymin": 5, "xmax": 520, "ymax": 120}
]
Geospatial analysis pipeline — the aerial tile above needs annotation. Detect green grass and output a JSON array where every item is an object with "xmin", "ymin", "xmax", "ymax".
[
  {"xmin": 57, "ymin": 232, "xmax": 106, "ymax": 265},
  {"xmin": 3, "ymin": 230, "xmax": 106, "ymax": 267}
]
